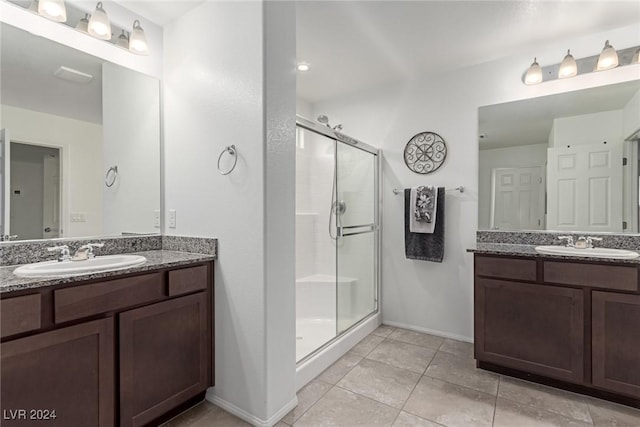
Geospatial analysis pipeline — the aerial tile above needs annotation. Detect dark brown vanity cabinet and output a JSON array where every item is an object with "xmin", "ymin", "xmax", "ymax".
[
  {"xmin": 592, "ymin": 291, "xmax": 640, "ymax": 398},
  {"xmin": 474, "ymin": 254, "xmax": 640, "ymax": 405},
  {"xmin": 475, "ymin": 277, "xmax": 584, "ymax": 383},
  {"xmin": 119, "ymin": 292, "xmax": 210, "ymax": 427},
  {"xmin": 0, "ymin": 262, "xmax": 214, "ymax": 427},
  {"xmin": 1, "ymin": 318, "xmax": 115, "ymax": 427}
]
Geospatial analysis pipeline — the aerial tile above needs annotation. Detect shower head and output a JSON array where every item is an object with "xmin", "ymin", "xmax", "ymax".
[{"xmin": 317, "ymin": 115, "xmax": 329, "ymax": 125}]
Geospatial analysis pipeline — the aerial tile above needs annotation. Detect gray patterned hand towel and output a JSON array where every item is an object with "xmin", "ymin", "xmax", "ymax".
[
  {"xmin": 414, "ymin": 186, "xmax": 436, "ymax": 222},
  {"xmin": 410, "ymin": 186, "xmax": 438, "ymax": 234}
]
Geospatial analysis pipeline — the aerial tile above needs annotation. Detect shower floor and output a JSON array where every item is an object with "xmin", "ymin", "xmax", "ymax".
[{"xmin": 296, "ymin": 317, "xmax": 336, "ymax": 362}]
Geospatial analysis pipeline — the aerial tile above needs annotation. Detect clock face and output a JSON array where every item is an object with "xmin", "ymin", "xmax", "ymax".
[{"xmin": 403, "ymin": 131, "xmax": 447, "ymax": 174}]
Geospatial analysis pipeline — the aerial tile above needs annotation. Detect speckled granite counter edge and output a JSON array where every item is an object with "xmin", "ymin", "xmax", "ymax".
[
  {"xmin": 477, "ymin": 230, "xmax": 640, "ymax": 250},
  {"xmin": 0, "ymin": 235, "xmax": 217, "ymax": 266},
  {"xmin": 0, "ymin": 250, "xmax": 216, "ymax": 294},
  {"xmin": 468, "ymin": 242, "xmax": 640, "ymax": 265}
]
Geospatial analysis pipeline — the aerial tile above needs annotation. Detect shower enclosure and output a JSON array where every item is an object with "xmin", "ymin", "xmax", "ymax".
[{"xmin": 295, "ymin": 115, "xmax": 379, "ymax": 362}]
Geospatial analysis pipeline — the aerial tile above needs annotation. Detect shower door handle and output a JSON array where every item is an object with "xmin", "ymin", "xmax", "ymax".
[{"xmin": 338, "ymin": 223, "xmax": 376, "ymax": 237}]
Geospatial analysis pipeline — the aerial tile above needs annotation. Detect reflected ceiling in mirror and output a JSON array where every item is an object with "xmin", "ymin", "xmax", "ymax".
[
  {"xmin": 478, "ymin": 79, "xmax": 640, "ymax": 234},
  {"xmin": 0, "ymin": 22, "xmax": 161, "ymax": 242}
]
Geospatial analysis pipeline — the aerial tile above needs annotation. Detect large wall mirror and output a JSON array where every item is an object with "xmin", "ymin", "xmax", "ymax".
[
  {"xmin": 0, "ymin": 22, "xmax": 161, "ymax": 241},
  {"xmin": 478, "ymin": 80, "xmax": 640, "ymax": 233}
]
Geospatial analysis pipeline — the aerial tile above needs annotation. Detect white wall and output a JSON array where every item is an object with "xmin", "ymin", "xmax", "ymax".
[
  {"xmin": 550, "ymin": 110, "xmax": 623, "ymax": 147},
  {"xmin": 623, "ymin": 89, "xmax": 640, "ymax": 139},
  {"xmin": 102, "ymin": 62, "xmax": 160, "ymax": 235},
  {"xmin": 312, "ymin": 23, "xmax": 640, "ymax": 341},
  {"xmin": 0, "ymin": 0, "xmax": 163, "ymax": 79},
  {"xmin": 163, "ymin": 1, "xmax": 296, "ymax": 424},
  {"xmin": 478, "ymin": 143, "xmax": 548, "ymax": 229},
  {"xmin": 1, "ymin": 105, "xmax": 103, "ymax": 238}
]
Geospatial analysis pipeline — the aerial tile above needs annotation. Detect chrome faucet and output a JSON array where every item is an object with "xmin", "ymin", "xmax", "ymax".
[
  {"xmin": 47, "ymin": 245, "xmax": 71, "ymax": 262},
  {"xmin": 1, "ymin": 234, "xmax": 18, "ymax": 241},
  {"xmin": 71, "ymin": 243, "xmax": 105, "ymax": 261},
  {"xmin": 558, "ymin": 236, "xmax": 574, "ymax": 247},
  {"xmin": 558, "ymin": 235, "xmax": 603, "ymax": 249},
  {"xmin": 586, "ymin": 236, "xmax": 603, "ymax": 248}
]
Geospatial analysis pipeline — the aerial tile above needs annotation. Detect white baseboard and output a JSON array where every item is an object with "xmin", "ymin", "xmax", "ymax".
[
  {"xmin": 206, "ymin": 389, "xmax": 298, "ymax": 427},
  {"xmin": 382, "ymin": 320, "xmax": 473, "ymax": 343}
]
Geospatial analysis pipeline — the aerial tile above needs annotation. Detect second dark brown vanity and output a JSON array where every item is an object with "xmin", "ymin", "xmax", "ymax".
[
  {"xmin": 0, "ymin": 257, "xmax": 214, "ymax": 427},
  {"xmin": 474, "ymin": 252, "xmax": 640, "ymax": 407}
]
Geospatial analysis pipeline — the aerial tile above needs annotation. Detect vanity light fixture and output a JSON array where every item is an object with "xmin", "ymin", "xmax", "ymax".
[
  {"xmin": 116, "ymin": 30, "xmax": 129, "ymax": 49},
  {"xmin": 524, "ymin": 57, "xmax": 542, "ymax": 85},
  {"xmin": 558, "ymin": 49, "xmax": 577, "ymax": 78},
  {"xmin": 523, "ymin": 41, "xmax": 639, "ymax": 85},
  {"xmin": 38, "ymin": 0, "xmax": 67, "ymax": 22},
  {"xmin": 88, "ymin": 2, "xmax": 111, "ymax": 40},
  {"xmin": 129, "ymin": 20, "xmax": 149, "ymax": 55},
  {"xmin": 76, "ymin": 13, "xmax": 90, "ymax": 33},
  {"xmin": 297, "ymin": 62, "xmax": 310, "ymax": 72},
  {"xmin": 596, "ymin": 40, "xmax": 619, "ymax": 71}
]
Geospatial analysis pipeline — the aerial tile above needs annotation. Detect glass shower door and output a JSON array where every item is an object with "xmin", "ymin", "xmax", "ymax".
[{"xmin": 336, "ymin": 142, "xmax": 377, "ymax": 334}]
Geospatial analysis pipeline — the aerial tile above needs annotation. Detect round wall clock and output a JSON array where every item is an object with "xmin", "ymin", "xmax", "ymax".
[{"xmin": 403, "ymin": 131, "xmax": 447, "ymax": 174}]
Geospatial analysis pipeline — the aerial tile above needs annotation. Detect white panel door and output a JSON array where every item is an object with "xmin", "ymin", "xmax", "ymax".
[
  {"xmin": 0, "ymin": 129, "xmax": 10, "ymax": 236},
  {"xmin": 547, "ymin": 142, "xmax": 623, "ymax": 231},
  {"xmin": 42, "ymin": 153, "xmax": 61, "ymax": 238},
  {"xmin": 490, "ymin": 166, "xmax": 545, "ymax": 230}
]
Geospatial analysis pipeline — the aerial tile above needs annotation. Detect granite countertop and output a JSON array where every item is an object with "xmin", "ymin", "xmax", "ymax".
[
  {"xmin": 0, "ymin": 250, "xmax": 215, "ymax": 294},
  {"xmin": 468, "ymin": 243, "xmax": 640, "ymax": 265}
]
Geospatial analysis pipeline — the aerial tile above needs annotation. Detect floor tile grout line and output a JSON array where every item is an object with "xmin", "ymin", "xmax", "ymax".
[
  {"xmin": 400, "ymin": 406, "xmax": 449, "ymax": 427},
  {"xmin": 496, "ymin": 395, "xmax": 597, "ymax": 426},
  {"xmin": 419, "ymin": 372, "xmax": 499, "ymax": 399},
  {"xmin": 492, "ymin": 375, "xmax": 500, "ymax": 426},
  {"xmin": 332, "ymin": 383, "xmax": 406, "ymax": 414},
  {"xmin": 382, "ymin": 336, "xmax": 444, "ymax": 353},
  {"xmin": 286, "ymin": 380, "xmax": 335, "ymax": 426}
]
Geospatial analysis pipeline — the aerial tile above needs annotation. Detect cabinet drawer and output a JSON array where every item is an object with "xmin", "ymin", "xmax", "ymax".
[
  {"xmin": 55, "ymin": 273, "xmax": 163, "ymax": 323},
  {"xmin": 544, "ymin": 262, "xmax": 638, "ymax": 291},
  {"xmin": 1, "ymin": 294, "xmax": 41, "ymax": 338},
  {"xmin": 475, "ymin": 256, "xmax": 537, "ymax": 281},
  {"xmin": 168, "ymin": 265, "xmax": 207, "ymax": 297}
]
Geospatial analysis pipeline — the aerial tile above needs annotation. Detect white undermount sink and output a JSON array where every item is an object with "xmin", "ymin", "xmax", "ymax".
[
  {"xmin": 534, "ymin": 246, "xmax": 640, "ymax": 260},
  {"xmin": 13, "ymin": 254, "xmax": 147, "ymax": 278}
]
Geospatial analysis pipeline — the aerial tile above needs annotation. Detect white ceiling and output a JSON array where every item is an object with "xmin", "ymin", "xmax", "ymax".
[
  {"xmin": 112, "ymin": 0, "xmax": 205, "ymax": 26},
  {"xmin": 296, "ymin": 1, "xmax": 640, "ymax": 103},
  {"xmin": 1, "ymin": 23, "xmax": 104, "ymax": 123},
  {"xmin": 478, "ymin": 80, "xmax": 640, "ymax": 150}
]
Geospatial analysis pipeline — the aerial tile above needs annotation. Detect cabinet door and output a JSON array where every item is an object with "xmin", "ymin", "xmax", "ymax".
[
  {"xmin": 0, "ymin": 318, "xmax": 114, "ymax": 426},
  {"xmin": 592, "ymin": 291, "xmax": 640, "ymax": 398},
  {"xmin": 119, "ymin": 292, "xmax": 209, "ymax": 427},
  {"xmin": 475, "ymin": 278, "xmax": 584, "ymax": 383}
]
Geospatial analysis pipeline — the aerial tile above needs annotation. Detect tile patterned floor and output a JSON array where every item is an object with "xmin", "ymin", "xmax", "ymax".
[{"xmin": 163, "ymin": 325, "xmax": 640, "ymax": 427}]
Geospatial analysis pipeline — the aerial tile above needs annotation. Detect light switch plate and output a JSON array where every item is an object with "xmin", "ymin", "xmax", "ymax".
[
  {"xmin": 153, "ymin": 210, "xmax": 160, "ymax": 228},
  {"xmin": 70, "ymin": 212, "xmax": 87, "ymax": 222},
  {"xmin": 169, "ymin": 209, "xmax": 176, "ymax": 228}
]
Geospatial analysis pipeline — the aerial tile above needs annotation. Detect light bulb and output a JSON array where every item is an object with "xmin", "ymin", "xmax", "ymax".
[
  {"xmin": 38, "ymin": 0, "xmax": 67, "ymax": 22},
  {"xmin": 297, "ymin": 62, "xmax": 310, "ymax": 72},
  {"xmin": 632, "ymin": 48, "xmax": 640, "ymax": 64},
  {"xmin": 88, "ymin": 2, "xmax": 111, "ymax": 40},
  {"xmin": 596, "ymin": 40, "xmax": 619, "ymax": 71},
  {"xmin": 129, "ymin": 20, "xmax": 149, "ymax": 55},
  {"xmin": 558, "ymin": 49, "xmax": 577, "ymax": 79},
  {"xmin": 524, "ymin": 57, "xmax": 542, "ymax": 85}
]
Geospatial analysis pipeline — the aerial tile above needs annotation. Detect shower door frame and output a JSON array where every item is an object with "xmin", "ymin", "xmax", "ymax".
[{"xmin": 295, "ymin": 115, "xmax": 381, "ymax": 364}]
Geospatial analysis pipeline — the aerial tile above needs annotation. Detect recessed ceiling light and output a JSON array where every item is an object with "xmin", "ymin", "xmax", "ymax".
[{"xmin": 297, "ymin": 62, "xmax": 310, "ymax": 72}]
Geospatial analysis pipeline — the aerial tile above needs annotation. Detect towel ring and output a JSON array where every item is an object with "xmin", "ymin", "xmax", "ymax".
[
  {"xmin": 217, "ymin": 145, "xmax": 238, "ymax": 175},
  {"xmin": 105, "ymin": 166, "xmax": 118, "ymax": 187}
]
